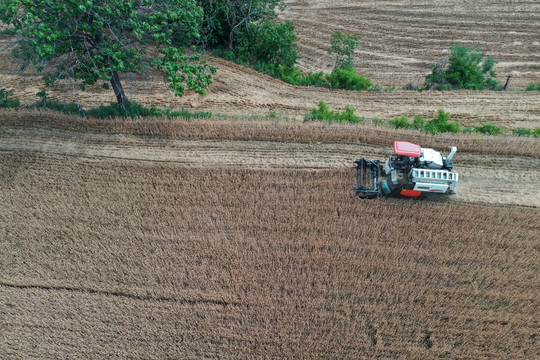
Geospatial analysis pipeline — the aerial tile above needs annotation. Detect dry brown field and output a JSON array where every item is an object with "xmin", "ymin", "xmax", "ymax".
[
  {"xmin": 1, "ymin": 114, "xmax": 540, "ymax": 358},
  {"xmin": 1, "ymin": 0, "xmax": 540, "ymax": 358}
]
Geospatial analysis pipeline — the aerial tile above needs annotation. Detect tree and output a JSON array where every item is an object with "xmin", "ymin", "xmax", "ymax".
[
  {"xmin": 327, "ymin": 31, "xmax": 360, "ymax": 70},
  {"xmin": 197, "ymin": 0, "xmax": 284, "ymax": 50},
  {"xmin": 425, "ymin": 43, "xmax": 499, "ymax": 90},
  {"xmin": 0, "ymin": 0, "xmax": 216, "ymax": 108},
  {"xmin": 235, "ymin": 21, "xmax": 297, "ymax": 67}
]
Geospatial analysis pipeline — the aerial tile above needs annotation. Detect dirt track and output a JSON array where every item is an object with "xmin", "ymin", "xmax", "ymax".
[{"xmin": 1, "ymin": 127, "xmax": 538, "ymax": 207}]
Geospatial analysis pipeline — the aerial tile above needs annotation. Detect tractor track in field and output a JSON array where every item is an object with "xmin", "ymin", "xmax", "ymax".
[{"xmin": 1, "ymin": 127, "xmax": 538, "ymax": 207}]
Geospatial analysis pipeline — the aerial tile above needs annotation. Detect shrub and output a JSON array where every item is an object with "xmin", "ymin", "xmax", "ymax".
[
  {"xmin": 513, "ymin": 128, "xmax": 532, "ymax": 137},
  {"xmin": 236, "ymin": 21, "xmax": 298, "ymax": 67},
  {"xmin": 335, "ymin": 105, "xmax": 362, "ymax": 123},
  {"xmin": 388, "ymin": 116, "xmax": 410, "ymax": 129},
  {"xmin": 424, "ymin": 109, "xmax": 461, "ymax": 134},
  {"xmin": 305, "ymin": 100, "xmax": 334, "ymax": 121},
  {"xmin": 534, "ymin": 128, "xmax": 540, "ymax": 138},
  {"xmin": 525, "ymin": 83, "xmax": 540, "ymax": 91},
  {"xmin": 474, "ymin": 121, "xmax": 503, "ymax": 135},
  {"xmin": 411, "ymin": 115, "xmax": 426, "ymax": 130},
  {"xmin": 305, "ymin": 101, "xmax": 361, "ymax": 123},
  {"xmin": 425, "ymin": 43, "xmax": 499, "ymax": 90},
  {"xmin": 0, "ymin": 88, "xmax": 20, "ymax": 108},
  {"xmin": 325, "ymin": 67, "xmax": 372, "ymax": 91}
]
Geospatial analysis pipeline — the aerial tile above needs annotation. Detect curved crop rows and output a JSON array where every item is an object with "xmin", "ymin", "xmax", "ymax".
[{"xmin": 282, "ymin": 0, "xmax": 540, "ymax": 87}]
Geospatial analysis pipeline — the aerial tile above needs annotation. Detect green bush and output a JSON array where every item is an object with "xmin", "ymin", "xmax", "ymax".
[
  {"xmin": 411, "ymin": 115, "xmax": 426, "ymax": 130},
  {"xmin": 0, "ymin": 88, "xmax": 20, "ymax": 108},
  {"xmin": 334, "ymin": 105, "xmax": 362, "ymax": 123},
  {"xmin": 424, "ymin": 109, "xmax": 461, "ymax": 134},
  {"xmin": 534, "ymin": 128, "xmax": 540, "ymax": 138},
  {"xmin": 236, "ymin": 21, "xmax": 298, "ymax": 67},
  {"xmin": 425, "ymin": 43, "xmax": 499, "ymax": 90},
  {"xmin": 388, "ymin": 115, "xmax": 410, "ymax": 129},
  {"xmin": 305, "ymin": 100, "xmax": 334, "ymax": 121},
  {"xmin": 325, "ymin": 67, "xmax": 372, "ymax": 91},
  {"xmin": 474, "ymin": 121, "xmax": 503, "ymax": 135},
  {"xmin": 525, "ymin": 83, "xmax": 540, "ymax": 91},
  {"xmin": 305, "ymin": 100, "xmax": 361, "ymax": 123},
  {"xmin": 513, "ymin": 128, "xmax": 532, "ymax": 136}
]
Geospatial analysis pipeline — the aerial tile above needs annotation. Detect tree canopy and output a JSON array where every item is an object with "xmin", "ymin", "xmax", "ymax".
[
  {"xmin": 425, "ymin": 43, "xmax": 499, "ymax": 90},
  {"xmin": 197, "ymin": 0, "xmax": 284, "ymax": 50},
  {"xmin": 0, "ymin": 0, "xmax": 216, "ymax": 107}
]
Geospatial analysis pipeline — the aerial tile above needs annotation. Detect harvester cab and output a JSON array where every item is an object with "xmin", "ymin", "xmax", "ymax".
[{"xmin": 353, "ymin": 141, "xmax": 458, "ymax": 198}]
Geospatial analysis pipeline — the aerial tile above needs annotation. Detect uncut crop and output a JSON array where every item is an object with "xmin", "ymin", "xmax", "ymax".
[{"xmin": 1, "ymin": 152, "xmax": 538, "ymax": 359}]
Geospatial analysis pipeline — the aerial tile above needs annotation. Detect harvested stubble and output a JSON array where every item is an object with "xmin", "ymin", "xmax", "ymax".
[
  {"xmin": 1, "ymin": 108, "xmax": 539, "ymax": 158},
  {"xmin": 1, "ymin": 152, "xmax": 538, "ymax": 359}
]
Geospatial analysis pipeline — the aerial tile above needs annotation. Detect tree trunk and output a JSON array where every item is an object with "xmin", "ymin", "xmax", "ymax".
[
  {"xmin": 110, "ymin": 71, "xmax": 130, "ymax": 108},
  {"xmin": 228, "ymin": 29, "xmax": 234, "ymax": 50}
]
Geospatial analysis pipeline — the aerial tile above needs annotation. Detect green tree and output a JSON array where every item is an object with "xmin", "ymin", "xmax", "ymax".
[
  {"xmin": 0, "ymin": 0, "xmax": 215, "ymax": 108},
  {"xmin": 197, "ymin": 0, "xmax": 284, "ymax": 50},
  {"xmin": 236, "ymin": 21, "xmax": 297, "ymax": 67},
  {"xmin": 327, "ymin": 31, "xmax": 360, "ymax": 70},
  {"xmin": 425, "ymin": 43, "xmax": 499, "ymax": 90}
]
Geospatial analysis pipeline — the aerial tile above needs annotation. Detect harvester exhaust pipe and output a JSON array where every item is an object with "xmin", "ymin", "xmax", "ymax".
[{"xmin": 446, "ymin": 146, "xmax": 457, "ymax": 163}]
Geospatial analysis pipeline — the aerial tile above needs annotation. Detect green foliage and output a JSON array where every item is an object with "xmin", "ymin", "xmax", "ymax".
[
  {"xmin": 335, "ymin": 105, "xmax": 362, "ymax": 123},
  {"xmin": 197, "ymin": 0, "xmax": 285, "ymax": 50},
  {"xmin": 388, "ymin": 116, "xmax": 410, "ymax": 129},
  {"xmin": 86, "ymin": 102, "xmax": 212, "ymax": 119},
  {"xmin": 325, "ymin": 67, "xmax": 372, "ymax": 91},
  {"xmin": 327, "ymin": 31, "xmax": 360, "ymax": 70},
  {"xmin": 37, "ymin": 100, "xmax": 82, "ymax": 115},
  {"xmin": 512, "ymin": 128, "xmax": 532, "ymax": 137},
  {"xmin": 371, "ymin": 118, "xmax": 384, "ymax": 126},
  {"xmin": 474, "ymin": 121, "xmax": 503, "ymax": 135},
  {"xmin": 411, "ymin": 115, "xmax": 426, "ymax": 130},
  {"xmin": 425, "ymin": 43, "xmax": 499, "ymax": 90},
  {"xmin": 534, "ymin": 128, "xmax": 540, "ymax": 138},
  {"xmin": 236, "ymin": 21, "xmax": 297, "ymax": 67},
  {"xmin": 305, "ymin": 101, "xmax": 361, "ymax": 123},
  {"xmin": 86, "ymin": 102, "xmax": 161, "ymax": 118},
  {"xmin": 0, "ymin": 0, "xmax": 215, "ymax": 106},
  {"xmin": 0, "ymin": 88, "xmax": 20, "ymax": 108},
  {"xmin": 424, "ymin": 109, "xmax": 461, "ymax": 134},
  {"xmin": 525, "ymin": 83, "xmax": 540, "ymax": 91}
]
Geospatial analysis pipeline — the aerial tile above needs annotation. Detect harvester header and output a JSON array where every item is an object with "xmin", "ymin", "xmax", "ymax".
[{"xmin": 353, "ymin": 141, "xmax": 458, "ymax": 198}]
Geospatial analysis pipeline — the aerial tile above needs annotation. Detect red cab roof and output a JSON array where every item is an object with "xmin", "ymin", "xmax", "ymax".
[{"xmin": 394, "ymin": 141, "xmax": 421, "ymax": 157}]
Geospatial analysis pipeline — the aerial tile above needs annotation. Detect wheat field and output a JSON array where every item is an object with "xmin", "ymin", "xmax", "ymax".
[
  {"xmin": 1, "ymin": 0, "xmax": 540, "ymax": 358},
  {"xmin": 1, "ymin": 115, "xmax": 539, "ymax": 358}
]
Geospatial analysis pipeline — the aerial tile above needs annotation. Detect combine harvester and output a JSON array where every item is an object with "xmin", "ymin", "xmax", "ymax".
[{"xmin": 353, "ymin": 141, "xmax": 458, "ymax": 198}]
